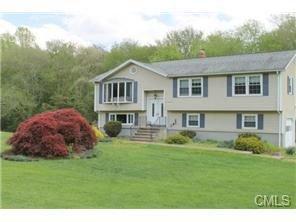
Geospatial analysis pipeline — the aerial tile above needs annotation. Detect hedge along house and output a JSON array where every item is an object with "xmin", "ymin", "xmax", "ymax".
[{"xmin": 92, "ymin": 50, "xmax": 296, "ymax": 147}]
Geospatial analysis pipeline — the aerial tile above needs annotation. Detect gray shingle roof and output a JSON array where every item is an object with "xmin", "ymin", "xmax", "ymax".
[
  {"xmin": 92, "ymin": 50, "xmax": 296, "ymax": 82},
  {"xmin": 149, "ymin": 50, "xmax": 296, "ymax": 77}
]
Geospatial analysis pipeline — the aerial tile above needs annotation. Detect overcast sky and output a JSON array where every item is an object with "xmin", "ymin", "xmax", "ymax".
[{"xmin": 0, "ymin": 0, "xmax": 295, "ymax": 49}]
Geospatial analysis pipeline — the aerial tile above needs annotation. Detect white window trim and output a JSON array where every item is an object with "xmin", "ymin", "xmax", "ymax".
[
  {"xmin": 186, "ymin": 113, "xmax": 200, "ymax": 128},
  {"xmin": 177, "ymin": 77, "xmax": 203, "ymax": 97},
  {"xmin": 108, "ymin": 113, "xmax": 135, "ymax": 126},
  {"xmin": 232, "ymin": 74, "xmax": 263, "ymax": 96},
  {"xmin": 242, "ymin": 114, "xmax": 258, "ymax": 129},
  {"xmin": 288, "ymin": 76, "xmax": 294, "ymax": 95},
  {"xmin": 103, "ymin": 81, "xmax": 134, "ymax": 104}
]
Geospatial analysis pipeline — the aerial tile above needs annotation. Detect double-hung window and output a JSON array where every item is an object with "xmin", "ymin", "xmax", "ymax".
[
  {"xmin": 187, "ymin": 113, "xmax": 200, "ymax": 127},
  {"xmin": 178, "ymin": 77, "xmax": 203, "ymax": 97},
  {"xmin": 103, "ymin": 81, "xmax": 133, "ymax": 103},
  {"xmin": 242, "ymin": 114, "xmax": 258, "ymax": 129},
  {"xmin": 233, "ymin": 74, "xmax": 262, "ymax": 96},
  {"xmin": 109, "ymin": 113, "xmax": 134, "ymax": 125}
]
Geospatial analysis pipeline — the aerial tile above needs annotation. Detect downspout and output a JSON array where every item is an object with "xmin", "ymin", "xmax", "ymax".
[{"xmin": 277, "ymin": 71, "xmax": 282, "ymax": 147}]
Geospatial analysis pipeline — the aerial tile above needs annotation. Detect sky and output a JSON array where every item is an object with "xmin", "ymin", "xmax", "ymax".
[{"xmin": 0, "ymin": 0, "xmax": 295, "ymax": 50}]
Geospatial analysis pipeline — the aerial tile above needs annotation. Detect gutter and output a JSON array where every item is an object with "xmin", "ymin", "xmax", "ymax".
[{"xmin": 168, "ymin": 69, "xmax": 280, "ymax": 78}]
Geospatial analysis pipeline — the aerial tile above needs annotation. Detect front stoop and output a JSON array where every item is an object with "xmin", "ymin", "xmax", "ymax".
[{"xmin": 130, "ymin": 127, "xmax": 161, "ymax": 142}]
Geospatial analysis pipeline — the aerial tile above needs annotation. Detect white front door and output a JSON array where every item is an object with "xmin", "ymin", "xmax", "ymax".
[
  {"xmin": 285, "ymin": 118, "xmax": 295, "ymax": 147},
  {"xmin": 147, "ymin": 98, "xmax": 164, "ymax": 125}
]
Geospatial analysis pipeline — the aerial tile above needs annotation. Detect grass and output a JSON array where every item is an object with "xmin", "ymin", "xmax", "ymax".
[{"xmin": 1, "ymin": 132, "xmax": 296, "ymax": 208}]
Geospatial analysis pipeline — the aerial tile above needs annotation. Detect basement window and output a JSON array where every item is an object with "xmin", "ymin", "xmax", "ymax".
[
  {"xmin": 187, "ymin": 113, "xmax": 200, "ymax": 127},
  {"xmin": 242, "ymin": 114, "xmax": 258, "ymax": 129},
  {"xmin": 109, "ymin": 113, "xmax": 134, "ymax": 125}
]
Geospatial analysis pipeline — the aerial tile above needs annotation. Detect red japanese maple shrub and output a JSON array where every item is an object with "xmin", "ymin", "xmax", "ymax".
[{"xmin": 8, "ymin": 108, "xmax": 96, "ymax": 158}]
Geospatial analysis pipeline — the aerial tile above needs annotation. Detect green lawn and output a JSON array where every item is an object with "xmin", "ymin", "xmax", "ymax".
[{"xmin": 1, "ymin": 132, "xmax": 295, "ymax": 208}]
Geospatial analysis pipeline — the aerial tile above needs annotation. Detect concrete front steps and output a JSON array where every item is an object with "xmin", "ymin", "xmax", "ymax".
[{"xmin": 130, "ymin": 127, "xmax": 161, "ymax": 142}]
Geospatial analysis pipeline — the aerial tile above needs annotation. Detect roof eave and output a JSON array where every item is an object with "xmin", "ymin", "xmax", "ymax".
[
  {"xmin": 167, "ymin": 69, "xmax": 282, "ymax": 78},
  {"xmin": 284, "ymin": 53, "xmax": 296, "ymax": 70},
  {"xmin": 92, "ymin": 59, "xmax": 168, "ymax": 83}
]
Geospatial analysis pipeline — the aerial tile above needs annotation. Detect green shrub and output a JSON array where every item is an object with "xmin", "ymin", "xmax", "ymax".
[
  {"xmin": 234, "ymin": 137, "xmax": 265, "ymax": 154},
  {"xmin": 238, "ymin": 133, "xmax": 261, "ymax": 140},
  {"xmin": 180, "ymin": 130, "xmax": 196, "ymax": 139},
  {"xmin": 103, "ymin": 121, "xmax": 122, "ymax": 137},
  {"xmin": 165, "ymin": 134, "xmax": 190, "ymax": 144},
  {"xmin": 286, "ymin": 147, "xmax": 296, "ymax": 155},
  {"xmin": 262, "ymin": 141, "xmax": 281, "ymax": 154},
  {"xmin": 217, "ymin": 140, "xmax": 234, "ymax": 149}
]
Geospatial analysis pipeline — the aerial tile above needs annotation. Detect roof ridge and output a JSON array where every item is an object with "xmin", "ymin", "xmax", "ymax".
[{"xmin": 151, "ymin": 50, "xmax": 296, "ymax": 64}]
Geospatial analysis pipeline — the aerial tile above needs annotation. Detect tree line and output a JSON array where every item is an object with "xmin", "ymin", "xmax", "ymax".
[{"xmin": 1, "ymin": 15, "xmax": 295, "ymax": 132}]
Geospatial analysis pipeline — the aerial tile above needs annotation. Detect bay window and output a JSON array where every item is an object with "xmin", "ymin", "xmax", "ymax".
[
  {"xmin": 109, "ymin": 113, "xmax": 134, "ymax": 125},
  {"xmin": 233, "ymin": 74, "xmax": 262, "ymax": 96},
  {"xmin": 103, "ymin": 81, "xmax": 133, "ymax": 103},
  {"xmin": 178, "ymin": 77, "xmax": 203, "ymax": 97}
]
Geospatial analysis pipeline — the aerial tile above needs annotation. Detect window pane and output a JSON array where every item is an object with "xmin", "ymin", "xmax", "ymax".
[
  {"xmin": 249, "ymin": 76, "xmax": 261, "ymax": 94},
  {"xmin": 116, "ymin": 114, "xmax": 127, "ymax": 124},
  {"xmin": 113, "ymin": 83, "xmax": 118, "ymax": 101},
  {"xmin": 188, "ymin": 115, "xmax": 199, "ymax": 126},
  {"xmin": 103, "ymin": 84, "xmax": 107, "ymax": 102},
  {"xmin": 107, "ymin": 83, "xmax": 112, "ymax": 102},
  {"xmin": 192, "ymin": 78, "xmax": 202, "ymax": 96},
  {"xmin": 152, "ymin": 103, "xmax": 155, "ymax": 117},
  {"xmin": 235, "ymin": 77, "xmax": 246, "ymax": 94},
  {"xmin": 244, "ymin": 115, "xmax": 256, "ymax": 127},
  {"xmin": 128, "ymin": 114, "xmax": 134, "ymax": 124},
  {"xmin": 288, "ymin": 77, "xmax": 293, "ymax": 94},
  {"xmin": 109, "ymin": 114, "xmax": 116, "ymax": 121},
  {"xmin": 119, "ymin": 82, "xmax": 125, "ymax": 101},
  {"xmin": 179, "ymin": 80, "xmax": 189, "ymax": 96},
  {"xmin": 126, "ymin": 82, "xmax": 133, "ymax": 101}
]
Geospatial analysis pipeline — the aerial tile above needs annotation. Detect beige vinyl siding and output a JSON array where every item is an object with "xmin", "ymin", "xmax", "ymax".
[
  {"xmin": 281, "ymin": 56, "xmax": 296, "ymax": 117},
  {"xmin": 95, "ymin": 64, "xmax": 279, "ymax": 112},
  {"xmin": 167, "ymin": 73, "xmax": 278, "ymax": 111},
  {"xmin": 167, "ymin": 111, "xmax": 279, "ymax": 134},
  {"xmin": 280, "ymin": 56, "xmax": 296, "ymax": 147},
  {"xmin": 96, "ymin": 64, "xmax": 171, "ymax": 111}
]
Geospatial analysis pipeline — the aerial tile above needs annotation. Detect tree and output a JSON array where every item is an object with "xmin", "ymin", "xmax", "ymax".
[
  {"xmin": 1, "ymin": 85, "xmax": 35, "ymax": 132},
  {"xmin": 101, "ymin": 40, "xmax": 156, "ymax": 71},
  {"xmin": 0, "ymin": 33, "xmax": 17, "ymax": 49},
  {"xmin": 159, "ymin": 27, "xmax": 203, "ymax": 58},
  {"xmin": 236, "ymin": 20, "xmax": 265, "ymax": 53},
  {"xmin": 149, "ymin": 44, "xmax": 183, "ymax": 62},
  {"xmin": 202, "ymin": 31, "xmax": 244, "ymax": 57},
  {"xmin": 15, "ymin": 27, "xmax": 37, "ymax": 48}
]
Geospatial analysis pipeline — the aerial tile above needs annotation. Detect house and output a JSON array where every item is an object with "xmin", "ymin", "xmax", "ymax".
[{"xmin": 92, "ymin": 50, "xmax": 296, "ymax": 148}]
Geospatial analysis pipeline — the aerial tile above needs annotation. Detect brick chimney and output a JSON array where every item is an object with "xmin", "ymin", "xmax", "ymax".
[{"xmin": 198, "ymin": 49, "xmax": 206, "ymax": 58}]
